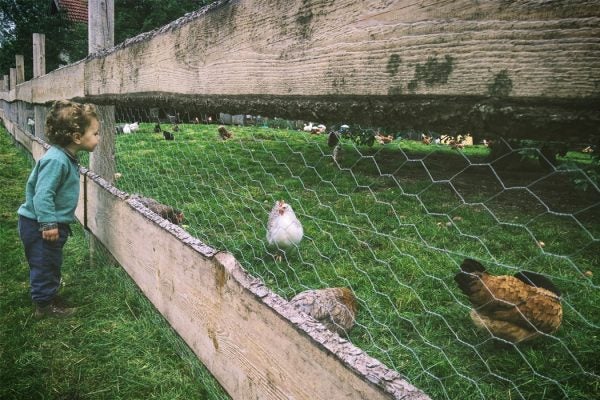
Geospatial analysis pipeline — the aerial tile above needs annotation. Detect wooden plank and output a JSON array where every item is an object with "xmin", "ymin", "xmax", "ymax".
[
  {"xmin": 15, "ymin": 80, "xmax": 33, "ymax": 103},
  {"xmin": 84, "ymin": 0, "xmax": 600, "ymax": 99},
  {"xmin": 31, "ymin": 62, "xmax": 85, "ymax": 103},
  {"xmin": 5, "ymin": 0, "xmax": 600, "ymax": 138}
]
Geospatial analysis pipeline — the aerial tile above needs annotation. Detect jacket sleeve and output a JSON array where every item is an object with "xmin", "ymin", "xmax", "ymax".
[{"xmin": 32, "ymin": 158, "xmax": 64, "ymax": 224}]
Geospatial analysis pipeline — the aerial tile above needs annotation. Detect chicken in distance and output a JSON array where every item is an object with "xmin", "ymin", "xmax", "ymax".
[
  {"xmin": 327, "ymin": 131, "xmax": 340, "ymax": 148},
  {"xmin": 266, "ymin": 200, "xmax": 303, "ymax": 261},
  {"xmin": 163, "ymin": 131, "xmax": 174, "ymax": 141},
  {"xmin": 454, "ymin": 259, "xmax": 563, "ymax": 344},
  {"xmin": 218, "ymin": 125, "xmax": 233, "ymax": 140},
  {"xmin": 290, "ymin": 287, "xmax": 358, "ymax": 335}
]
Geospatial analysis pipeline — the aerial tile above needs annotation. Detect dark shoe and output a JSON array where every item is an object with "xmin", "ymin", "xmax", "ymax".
[
  {"xmin": 34, "ymin": 303, "xmax": 76, "ymax": 319},
  {"xmin": 51, "ymin": 295, "xmax": 72, "ymax": 308}
]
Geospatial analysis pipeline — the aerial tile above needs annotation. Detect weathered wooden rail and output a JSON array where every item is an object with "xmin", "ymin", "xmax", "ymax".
[{"xmin": 2, "ymin": 0, "xmax": 600, "ymax": 140}]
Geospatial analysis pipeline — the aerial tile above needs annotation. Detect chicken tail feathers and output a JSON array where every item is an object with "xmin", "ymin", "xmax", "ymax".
[
  {"xmin": 460, "ymin": 258, "xmax": 486, "ymax": 273},
  {"xmin": 454, "ymin": 259, "xmax": 486, "ymax": 296},
  {"xmin": 514, "ymin": 271, "xmax": 561, "ymax": 297}
]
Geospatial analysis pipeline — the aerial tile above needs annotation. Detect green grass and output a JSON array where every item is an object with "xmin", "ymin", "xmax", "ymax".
[
  {"xmin": 0, "ymin": 128, "xmax": 230, "ymax": 399},
  {"xmin": 4, "ymin": 119, "xmax": 598, "ymax": 399},
  {"xmin": 110, "ymin": 122, "xmax": 598, "ymax": 400}
]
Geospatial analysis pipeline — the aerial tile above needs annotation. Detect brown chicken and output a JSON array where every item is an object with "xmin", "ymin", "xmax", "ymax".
[
  {"xmin": 218, "ymin": 125, "xmax": 233, "ymax": 140},
  {"xmin": 449, "ymin": 139, "xmax": 464, "ymax": 150},
  {"xmin": 290, "ymin": 287, "xmax": 358, "ymax": 335},
  {"xmin": 374, "ymin": 134, "xmax": 394, "ymax": 145},
  {"xmin": 454, "ymin": 259, "xmax": 562, "ymax": 343},
  {"xmin": 130, "ymin": 194, "xmax": 184, "ymax": 225}
]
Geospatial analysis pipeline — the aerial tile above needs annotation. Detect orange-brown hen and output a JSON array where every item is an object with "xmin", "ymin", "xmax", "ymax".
[
  {"xmin": 454, "ymin": 259, "xmax": 562, "ymax": 343},
  {"xmin": 290, "ymin": 287, "xmax": 358, "ymax": 335}
]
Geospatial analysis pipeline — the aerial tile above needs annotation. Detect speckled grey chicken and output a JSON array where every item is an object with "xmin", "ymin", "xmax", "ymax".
[
  {"xmin": 130, "ymin": 194, "xmax": 184, "ymax": 225},
  {"xmin": 290, "ymin": 287, "xmax": 358, "ymax": 335},
  {"xmin": 454, "ymin": 259, "xmax": 562, "ymax": 343},
  {"xmin": 266, "ymin": 200, "xmax": 303, "ymax": 261}
]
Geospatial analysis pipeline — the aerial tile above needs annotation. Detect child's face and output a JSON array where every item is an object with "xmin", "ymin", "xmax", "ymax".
[{"xmin": 78, "ymin": 118, "xmax": 100, "ymax": 152}]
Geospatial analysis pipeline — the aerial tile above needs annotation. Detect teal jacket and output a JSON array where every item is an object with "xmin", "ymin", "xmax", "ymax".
[{"xmin": 18, "ymin": 146, "xmax": 80, "ymax": 225}]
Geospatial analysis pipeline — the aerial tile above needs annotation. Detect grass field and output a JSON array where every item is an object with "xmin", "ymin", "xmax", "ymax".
[
  {"xmin": 0, "ymin": 128, "xmax": 230, "ymax": 399},
  {"xmin": 110, "ymin": 122, "xmax": 598, "ymax": 400},
  {"xmin": 2, "ymin": 119, "xmax": 598, "ymax": 399}
]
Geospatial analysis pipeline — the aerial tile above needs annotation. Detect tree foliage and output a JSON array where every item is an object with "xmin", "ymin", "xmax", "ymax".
[
  {"xmin": 0, "ymin": 0, "xmax": 85, "ymax": 80},
  {"xmin": 114, "ymin": 0, "xmax": 213, "ymax": 45},
  {"xmin": 0, "ymin": 0, "xmax": 213, "ymax": 81}
]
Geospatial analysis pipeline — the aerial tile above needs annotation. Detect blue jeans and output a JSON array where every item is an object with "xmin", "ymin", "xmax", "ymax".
[{"xmin": 18, "ymin": 215, "xmax": 70, "ymax": 306}]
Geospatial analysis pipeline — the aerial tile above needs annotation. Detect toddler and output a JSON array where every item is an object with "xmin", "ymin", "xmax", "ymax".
[{"xmin": 18, "ymin": 100, "xmax": 100, "ymax": 318}]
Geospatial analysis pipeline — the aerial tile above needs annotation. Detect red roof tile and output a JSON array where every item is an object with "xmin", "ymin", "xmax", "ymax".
[{"xmin": 58, "ymin": 0, "xmax": 88, "ymax": 24}]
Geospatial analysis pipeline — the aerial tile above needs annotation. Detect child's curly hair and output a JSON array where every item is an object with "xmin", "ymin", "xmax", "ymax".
[{"xmin": 45, "ymin": 100, "xmax": 98, "ymax": 146}]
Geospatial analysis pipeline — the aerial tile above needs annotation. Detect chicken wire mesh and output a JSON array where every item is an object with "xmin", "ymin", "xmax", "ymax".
[{"xmin": 55, "ymin": 103, "xmax": 600, "ymax": 399}]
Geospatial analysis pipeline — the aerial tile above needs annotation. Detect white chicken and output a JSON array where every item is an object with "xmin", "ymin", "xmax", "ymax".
[
  {"xmin": 129, "ymin": 122, "xmax": 139, "ymax": 132},
  {"xmin": 303, "ymin": 122, "xmax": 314, "ymax": 133},
  {"xmin": 303, "ymin": 122, "xmax": 325, "ymax": 134},
  {"xmin": 266, "ymin": 200, "xmax": 303, "ymax": 261}
]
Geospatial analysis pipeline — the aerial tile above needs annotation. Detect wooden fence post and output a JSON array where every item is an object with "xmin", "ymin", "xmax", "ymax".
[
  {"xmin": 32, "ymin": 33, "xmax": 46, "ymax": 78},
  {"xmin": 2, "ymin": 75, "xmax": 8, "ymax": 91},
  {"xmin": 9, "ymin": 69, "xmax": 16, "ymax": 90},
  {"xmin": 32, "ymin": 34, "xmax": 47, "ymax": 139},
  {"xmin": 34, "ymin": 105, "xmax": 47, "ymax": 140},
  {"xmin": 15, "ymin": 55, "xmax": 25, "ymax": 84},
  {"xmin": 91, "ymin": 105, "xmax": 116, "ymax": 182},
  {"xmin": 88, "ymin": 0, "xmax": 115, "ymax": 181},
  {"xmin": 88, "ymin": 0, "xmax": 114, "ymax": 54},
  {"xmin": 88, "ymin": 0, "xmax": 116, "ymax": 267}
]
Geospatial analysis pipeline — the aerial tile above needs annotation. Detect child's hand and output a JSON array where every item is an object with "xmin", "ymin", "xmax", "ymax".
[{"xmin": 42, "ymin": 228, "xmax": 60, "ymax": 242}]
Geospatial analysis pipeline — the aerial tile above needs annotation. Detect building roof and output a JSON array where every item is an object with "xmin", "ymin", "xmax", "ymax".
[{"xmin": 52, "ymin": 0, "xmax": 88, "ymax": 24}]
